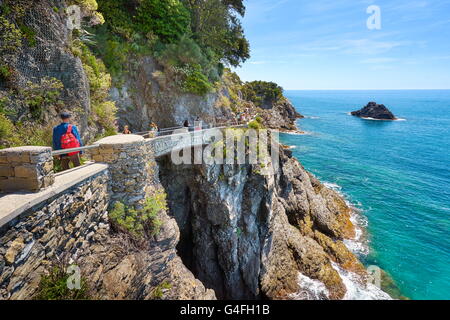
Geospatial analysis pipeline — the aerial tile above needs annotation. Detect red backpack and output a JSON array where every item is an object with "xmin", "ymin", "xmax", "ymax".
[{"xmin": 60, "ymin": 124, "xmax": 80, "ymax": 156}]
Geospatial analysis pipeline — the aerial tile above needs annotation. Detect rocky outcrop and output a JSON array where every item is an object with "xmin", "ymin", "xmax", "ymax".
[
  {"xmin": 351, "ymin": 102, "xmax": 397, "ymax": 120},
  {"xmin": 110, "ymin": 57, "xmax": 302, "ymax": 132},
  {"xmin": 75, "ymin": 208, "xmax": 215, "ymax": 300},
  {"xmin": 258, "ymin": 98, "xmax": 303, "ymax": 131},
  {"xmin": 157, "ymin": 147, "xmax": 369, "ymax": 300},
  {"xmin": 110, "ymin": 56, "xmax": 235, "ymax": 132}
]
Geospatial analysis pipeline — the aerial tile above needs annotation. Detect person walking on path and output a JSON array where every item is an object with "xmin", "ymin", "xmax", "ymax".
[
  {"xmin": 52, "ymin": 112, "xmax": 83, "ymax": 171},
  {"xmin": 194, "ymin": 116, "xmax": 202, "ymax": 131},
  {"xmin": 122, "ymin": 125, "xmax": 132, "ymax": 134}
]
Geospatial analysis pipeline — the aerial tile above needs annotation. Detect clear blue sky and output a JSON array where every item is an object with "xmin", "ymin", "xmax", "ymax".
[{"xmin": 234, "ymin": 0, "xmax": 450, "ymax": 90}]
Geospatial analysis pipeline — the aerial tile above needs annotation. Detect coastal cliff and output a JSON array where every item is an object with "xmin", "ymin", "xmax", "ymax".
[
  {"xmin": 0, "ymin": 0, "xmax": 390, "ymax": 300},
  {"xmin": 157, "ymin": 147, "xmax": 377, "ymax": 300}
]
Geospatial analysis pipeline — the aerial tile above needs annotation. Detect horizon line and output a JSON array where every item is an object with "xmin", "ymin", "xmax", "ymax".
[{"xmin": 283, "ymin": 88, "xmax": 450, "ymax": 91}]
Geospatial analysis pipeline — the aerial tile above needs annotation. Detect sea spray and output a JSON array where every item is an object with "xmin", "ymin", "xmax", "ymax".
[
  {"xmin": 331, "ymin": 263, "xmax": 392, "ymax": 300},
  {"xmin": 290, "ymin": 273, "xmax": 329, "ymax": 300},
  {"xmin": 323, "ymin": 181, "xmax": 370, "ymax": 255}
]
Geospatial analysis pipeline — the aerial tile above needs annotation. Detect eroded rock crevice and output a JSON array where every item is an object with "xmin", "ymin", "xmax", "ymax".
[{"xmin": 156, "ymin": 147, "xmax": 367, "ymax": 300}]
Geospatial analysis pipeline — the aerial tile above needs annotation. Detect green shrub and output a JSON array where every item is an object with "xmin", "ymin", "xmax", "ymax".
[
  {"xmin": 34, "ymin": 266, "xmax": 90, "ymax": 300},
  {"xmin": 0, "ymin": 77, "xmax": 63, "ymax": 121},
  {"xmin": 70, "ymin": 0, "xmax": 99, "ymax": 11},
  {"xmin": 157, "ymin": 35, "xmax": 208, "ymax": 68},
  {"xmin": 0, "ymin": 15, "xmax": 22, "ymax": 83},
  {"xmin": 242, "ymin": 81, "xmax": 284, "ymax": 108},
  {"xmin": 248, "ymin": 119, "xmax": 262, "ymax": 130},
  {"xmin": 151, "ymin": 281, "xmax": 172, "ymax": 299},
  {"xmin": 109, "ymin": 190, "xmax": 167, "ymax": 239},
  {"xmin": 21, "ymin": 78, "xmax": 64, "ymax": 119},
  {"xmin": 0, "ymin": 64, "xmax": 13, "ymax": 82},
  {"xmin": 0, "ymin": 78, "xmax": 63, "ymax": 148},
  {"xmin": 0, "ymin": 114, "xmax": 17, "ymax": 147},
  {"xmin": 18, "ymin": 23, "xmax": 36, "ymax": 47},
  {"xmin": 182, "ymin": 66, "xmax": 214, "ymax": 96},
  {"xmin": 135, "ymin": 0, "xmax": 190, "ymax": 43},
  {"xmin": 0, "ymin": 15, "xmax": 22, "ymax": 52},
  {"xmin": 72, "ymin": 40, "xmax": 117, "ymax": 133},
  {"xmin": 96, "ymin": 0, "xmax": 135, "ymax": 39}
]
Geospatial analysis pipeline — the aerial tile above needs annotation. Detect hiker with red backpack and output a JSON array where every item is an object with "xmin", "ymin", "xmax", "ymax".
[{"xmin": 52, "ymin": 112, "xmax": 83, "ymax": 171}]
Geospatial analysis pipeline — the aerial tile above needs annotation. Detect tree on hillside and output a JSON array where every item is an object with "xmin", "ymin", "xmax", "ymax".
[{"xmin": 182, "ymin": 0, "xmax": 250, "ymax": 67}]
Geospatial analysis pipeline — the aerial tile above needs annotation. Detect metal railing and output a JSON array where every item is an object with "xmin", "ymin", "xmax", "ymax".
[
  {"xmin": 51, "ymin": 144, "xmax": 99, "ymax": 156},
  {"xmin": 135, "ymin": 120, "xmax": 247, "ymax": 138},
  {"xmin": 50, "ymin": 121, "xmax": 248, "ymax": 156}
]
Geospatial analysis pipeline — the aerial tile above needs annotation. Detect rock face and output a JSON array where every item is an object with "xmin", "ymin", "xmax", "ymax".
[
  {"xmin": 110, "ymin": 56, "xmax": 235, "ymax": 131},
  {"xmin": 75, "ymin": 207, "xmax": 215, "ymax": 300},
  {"xmin": 157, "ymin": 147, "xmax": 368, "ymax": 300},
  {"xmin": 259, "ymin": 98, "xmax": 303, "ymax": 131},
  {"xmin": 0, "ymin": 0, "xmax": 95, "ymax": 140},
  {"xmin": 110, "ymin": 57, "xmax": 301, "ymax": 132},
  {"xmin": 351, "ymin": 102, "xmax": 397, "ymax": 120}
]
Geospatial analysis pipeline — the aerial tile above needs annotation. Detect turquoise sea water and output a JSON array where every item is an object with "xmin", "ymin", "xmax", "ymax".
[{"xmin": 281, "ymin": 90, "xmax": 450, "ymax": 300}]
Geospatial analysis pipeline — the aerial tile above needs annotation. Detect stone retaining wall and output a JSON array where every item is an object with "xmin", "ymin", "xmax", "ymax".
[
  {"xmin": 88, "ymin": 135, "xmax": 153, "ymax": 209},
  {"xmin": 0, "ymin": 168, "xmax": 110, "ymax": 299}
]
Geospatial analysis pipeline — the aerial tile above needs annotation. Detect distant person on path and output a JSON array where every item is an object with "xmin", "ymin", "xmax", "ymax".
[
  {"xmin": 195, "ymin": 116, "xmax": 202, "ymax": 131},
  {"xmin": 123, "ymin": 125, "xmax": 132, "ymax": 134},
  {"xmin": 150, "ymin": 122, "xmax": 158, "ymax": 132},
  {"xmin": 183, "ymin": 120, "xmax": 189, "ymax": 127},
  {"xmin": 52, "ymin": 112, "xmax": 83, "ymax": 171}
]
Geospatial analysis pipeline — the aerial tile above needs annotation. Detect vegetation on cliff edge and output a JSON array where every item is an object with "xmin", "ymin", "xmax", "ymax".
[
  {"xmin": 109, "ymin": 190, "xmax": 167, "ymax": 240},
  {"xmin": 93, "ymin": 0, "xmax": 249, "ymax": 95}
]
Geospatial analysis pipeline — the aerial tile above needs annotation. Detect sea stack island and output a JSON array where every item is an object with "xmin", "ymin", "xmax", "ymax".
[{"xmin": 351, "ymin": 102, "xmax": 398, "ymax": 120}]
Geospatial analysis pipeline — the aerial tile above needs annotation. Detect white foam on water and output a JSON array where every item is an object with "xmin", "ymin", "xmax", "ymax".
[
  {"xmin": 284, "ymin": 131, "xmax": 305, "ymax": 136},
  {"xmin": 305, "ymin": 116, "xmax": 320, "ymax": 119},
  {"xmin": 360, "ymin": 117, "xmax": 406, "ymax": 122},
  {"xmin": 323, "ymin": 180, "xmax": 370, "ymax": 255},
  {"xmin": 347, "ymin": 113, "xmax": 406, "ymax": 121},
  {"xmin": 344, "ymin": 220, "xmax": 369, "ymax": 255},
  {"xmin": 290, "ymin": 273, "xmax": 329, "ymax": 300},
  {"xmin": 332, "ymin": 263, "xmax": 392, "ymax": 300},
  {"xmin": 323, "ymin": 182, "xmax": 342, "ymax": 191}
]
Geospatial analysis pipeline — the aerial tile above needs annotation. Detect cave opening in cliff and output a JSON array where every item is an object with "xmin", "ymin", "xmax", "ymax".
[
  {"xmin": 156, "ymin": 157, "xmax": 199, "ymax": 280},
  {"xmin": 176, "ymin": 187, "xmax": 195, "ymax": 273}
]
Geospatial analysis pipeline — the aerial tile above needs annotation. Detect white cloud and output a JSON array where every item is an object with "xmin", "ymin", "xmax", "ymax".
[
  {"xmin": 343, "ymin": 39, "xmax": 409, "ymax": 55},
  {"xmin": 249, "ymin": 61, "xmax": 268, "ymax": 65},
  {"xmin": 360, "ymin": 57, "xmax": 398, "ymax": 64}
]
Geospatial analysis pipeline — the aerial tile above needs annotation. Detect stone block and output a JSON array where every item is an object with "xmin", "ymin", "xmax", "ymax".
[
  {"xmin": 87, "ymin": 148, "xmax": 99, "ymax": 156},
  {"xmin": 43, "ymin": 161, "xmax": 53, "ymax": 174},
  {"xmin": 0, "ymin": 166, "xmax": 14, "ymax": 177},
  {"xmin": 0, "ymin": 155, "xmax": 8, "ymax": 164},
  {"xmin": 92, "ymin": 155, "xmax": 104, "ymax": 162},
  {"xmin": 99, "ymin": 146, "xmax": 114, "ymax": 154},
  {"xmin": 7, "ymin": 152, "xmax": 30, "ymax": 163},
  {"xmin": 30, "ymin": 152, "xmax": 51, "ymax": 164},
  {"xmin": 99, "ymin": 153, "xmax": 114, "ymax": 161},
  {"xmin": 43, "ymin": 175, "xmax": 55, "ymax": 188},
  {"xmin": 14, "ymin": 165, "xmax": 39, "ymax": 179},
  {"xmin": 5, "ymin": 237, "xmax": 25, "ymax": 265},
  {"xmin": 0, "ymin": 177, "xmax": 40, "ymax": 192}
]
